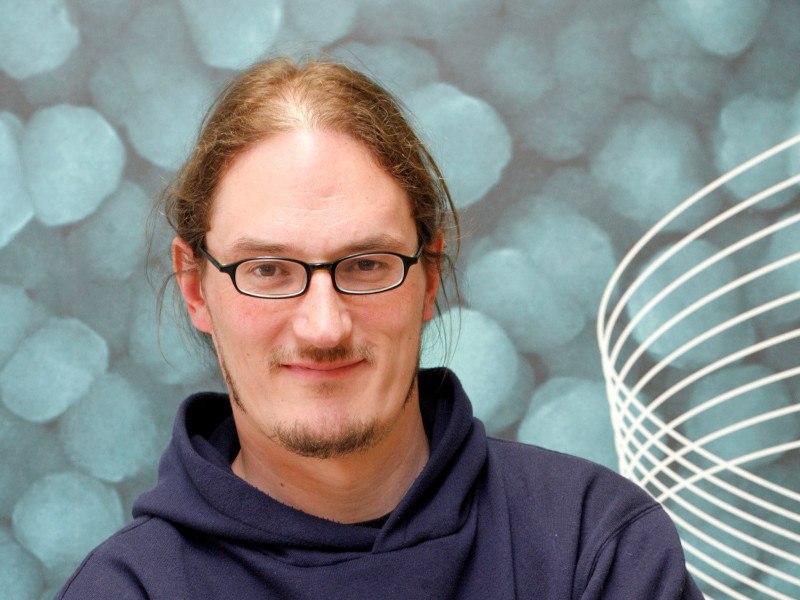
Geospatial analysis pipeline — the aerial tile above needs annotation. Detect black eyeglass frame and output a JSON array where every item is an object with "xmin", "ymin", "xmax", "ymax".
[{"xmin": 198, "ymin": 245, "xmax": 424, "ymax": 299}]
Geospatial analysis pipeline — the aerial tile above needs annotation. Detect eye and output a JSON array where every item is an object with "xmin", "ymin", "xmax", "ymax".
[
  {"xmin": 252, "ymin": 263, "xmax": 278, "ymax": 277},
  {"xmin": 354, "ymin": 258, "xmax": 385, "ymax": 272},
  {"xmin": 241, "ymin": 260, "xmax": 291, "ymax": 279},
  {"xmin": 340, "ymin": 255, "xmax": 392, "ymax": 276},
  {"xmin": 236, "ymin": 259, "xmax": 304, "ymax": 296}
]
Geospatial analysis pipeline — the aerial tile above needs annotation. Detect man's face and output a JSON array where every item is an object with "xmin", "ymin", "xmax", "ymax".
[{"xmin": 176, "ymin": 128, "xmax": 439, "ymax": 458}]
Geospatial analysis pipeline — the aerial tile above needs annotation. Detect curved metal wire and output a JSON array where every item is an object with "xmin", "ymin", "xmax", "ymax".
[{"xmin": 598, "ymin": 135, "xmax": 800, "ymax": 599}]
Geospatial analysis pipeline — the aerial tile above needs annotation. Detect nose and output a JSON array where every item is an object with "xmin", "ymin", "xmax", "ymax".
[{"xmin": 291, "ymin": 269, "xmax": 353, "ymax": 348}]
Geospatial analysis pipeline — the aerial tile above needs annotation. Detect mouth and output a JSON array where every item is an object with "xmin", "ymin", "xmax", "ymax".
[{"xmin": 282, "ymin": 359, "xmax": 365, "ymax": 379}]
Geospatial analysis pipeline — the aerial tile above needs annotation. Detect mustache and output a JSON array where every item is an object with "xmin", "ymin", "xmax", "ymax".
[{"xmin": 269, "ymin": 344, "xmax": 375, "ymax": 368}]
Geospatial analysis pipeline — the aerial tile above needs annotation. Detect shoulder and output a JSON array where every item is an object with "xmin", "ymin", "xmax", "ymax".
[
  {"xmin": 485, "ymin": 438, "xmax": 701, "ymax": 598},
  {"xmin": 485, "ymin": 438, "xmax": 662, "ymax": 544},
  {"xmin": 55, "ymin": 516, "xmax": 180, "ymax": 600},
  {"xmin": 485, "ymin": 439, "xmax": 662, "ymax": 549},
  {"xmin": 486, "ymin": 436, "xmax": 655, "ymax": 510}
]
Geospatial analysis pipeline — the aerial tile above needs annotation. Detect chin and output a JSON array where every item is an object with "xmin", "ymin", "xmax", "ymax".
[{"xmin": 271, "ymin": 416, "xmax": 386, "ymax": 459}]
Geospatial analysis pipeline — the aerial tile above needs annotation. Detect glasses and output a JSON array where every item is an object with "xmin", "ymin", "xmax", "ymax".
[{"xmin": 199, "ymin": 245, "xmax": 423, "ymax": 299}]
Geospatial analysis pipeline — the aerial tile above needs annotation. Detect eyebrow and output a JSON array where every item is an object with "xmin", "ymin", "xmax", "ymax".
[{"xmin": 225, "ymin": 234, "xmax": 411, "ymax": 259}]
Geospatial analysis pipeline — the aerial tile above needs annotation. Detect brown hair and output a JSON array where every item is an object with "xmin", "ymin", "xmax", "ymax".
[{"xmin": 156, "ymin": 56, "xmax": 460, "ymax": 353}]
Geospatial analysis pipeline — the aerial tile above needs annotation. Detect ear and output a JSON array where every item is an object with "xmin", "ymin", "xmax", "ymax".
[
  {"xmin": 172, "ymin": 237, "xmax": 213, "ymax": 334},
  {"xmin": 422, "ymin": 233, "xmax": 444, "ymax": 322}
]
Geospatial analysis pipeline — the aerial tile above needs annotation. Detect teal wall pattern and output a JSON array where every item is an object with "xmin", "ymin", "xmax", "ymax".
[{"xmin": 0, "ymin": 1, "xmax": 798, "ymax": 598}]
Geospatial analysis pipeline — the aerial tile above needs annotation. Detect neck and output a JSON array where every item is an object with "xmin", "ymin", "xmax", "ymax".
[{"xmin": 231, "ymin": 400, "xmax": 430, "ymax": 524}]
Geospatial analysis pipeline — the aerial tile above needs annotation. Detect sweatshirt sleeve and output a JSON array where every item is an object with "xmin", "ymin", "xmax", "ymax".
[{"xmin": 579, "ymin": 504, "xmax": 705, "ymax": 600}]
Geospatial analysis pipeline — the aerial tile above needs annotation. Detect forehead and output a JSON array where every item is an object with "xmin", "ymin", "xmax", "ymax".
[{"xmin": 208, "ymin": 129, "xmax": 416, "ymax": 258}]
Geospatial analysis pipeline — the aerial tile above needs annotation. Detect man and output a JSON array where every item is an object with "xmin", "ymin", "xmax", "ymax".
[{"xmin": 57, "ymin": 57, "xmax": 702, "ymax": 599}]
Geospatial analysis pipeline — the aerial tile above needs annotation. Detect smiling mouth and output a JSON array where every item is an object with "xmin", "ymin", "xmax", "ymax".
[{"xmin": 283, "ymin": 360, "xmax": 365, "ymax": 379}]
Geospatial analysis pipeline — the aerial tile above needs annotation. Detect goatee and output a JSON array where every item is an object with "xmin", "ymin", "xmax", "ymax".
[{"xmin": 218, "ymin": 343, "xmax": 417, "ymax": 459}]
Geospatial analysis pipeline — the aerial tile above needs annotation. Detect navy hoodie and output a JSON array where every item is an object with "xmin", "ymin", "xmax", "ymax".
[{"xmin": 57, "ymin": 369, "xmax": 703, "ymax": 599}]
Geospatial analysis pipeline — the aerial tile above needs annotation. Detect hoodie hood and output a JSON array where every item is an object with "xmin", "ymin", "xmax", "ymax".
[{"xmin": 132, "ymin": 368, "xmax": 487, "ymax": 564}]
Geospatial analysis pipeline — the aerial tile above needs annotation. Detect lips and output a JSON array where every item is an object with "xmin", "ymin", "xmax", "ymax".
[{"xmin": 282, "ymin": 359, "xmax": 365, "ymax": 378}]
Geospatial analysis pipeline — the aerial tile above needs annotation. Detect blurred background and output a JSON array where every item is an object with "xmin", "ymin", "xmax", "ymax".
[{"xmin": 0, "ymin": 0, "xmax": 798, "ymax": 598}]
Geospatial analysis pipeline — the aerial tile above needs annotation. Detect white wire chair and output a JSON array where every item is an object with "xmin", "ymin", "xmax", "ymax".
[{"xmin": 597, "ymin": 135, "xmax": 800, "ymax": 599}]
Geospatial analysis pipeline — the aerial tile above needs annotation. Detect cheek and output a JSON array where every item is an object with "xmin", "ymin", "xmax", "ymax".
[
  {"xmin": 208, "ymin": 293, "xmax": 286, "ymax": 351},
  {"xmin": 360, "ymin": 288, "xmax": 427, "ymax": 341}
]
